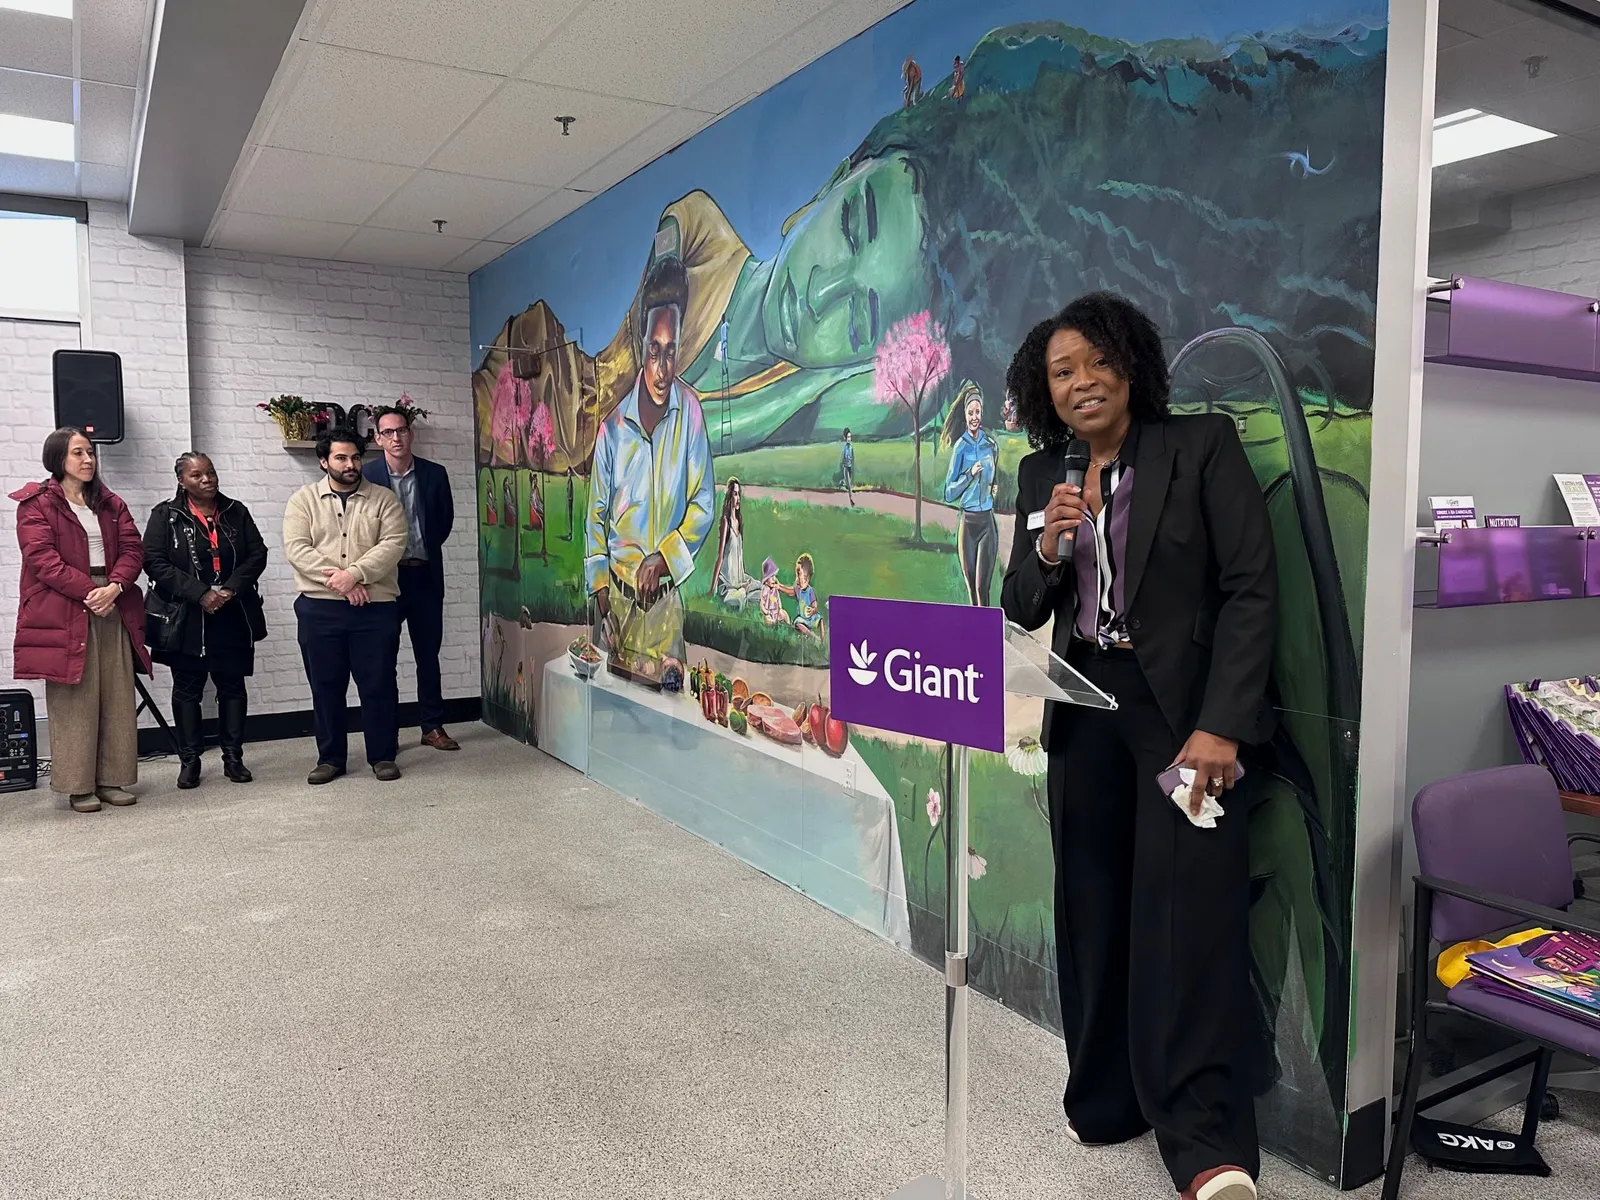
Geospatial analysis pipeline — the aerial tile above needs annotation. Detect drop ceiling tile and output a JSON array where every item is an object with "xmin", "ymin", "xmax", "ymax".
[
  {"xmin": 231, "ymin": 147, "xmax": 415, "ymax": 224},
  {"xmin": 79, "ymin": 161, "xmax": 128, "ymax": 202},
  {"xmin": 1436, "ymin": 24, "xmax": 1477, "ymax": 52},
  {"xmin": 262, "ymin": 44, "xmax": 501, "ymax": 167},
  {"xmin": 695, "ymin": 0, "xmax": 906, "ymax": 115},
  {"xmin": 1432, "ymin": 147, "xmax": 1577, "ymax": 201},
  {"xmin": 79, "ymin": 82, "xmax": 137, "ymax": 167},
  {"xmin": 79, "ymin": 0, "xmax": 152, "ymax": 88},
  {"xmin": 336, "ymin": 224, "xmax": 480, "ymax": 269},
  {"xmin": 315, "ymin": 0, "xmax": 588, "ymax": 76},
  {"xmin": 1509, "ymin": 130, "xmax": 1600, "ymax": 174},
  {"xmin": 0, "ymin": 66, "xmax": 73, "ymax": 124},
  {"xmin": 368, "ymin": 170, "xmax": 551, "ymax": 240},
  {"xmin": 1496, "ymin": 73, "xmax": 1600, "ymax": 137},
  {"xmin": 213, "ymin": 210, "xmax": 361, "ymax": 259},
  {"xmin": 1434, "ymin": 18, "xmax": 1600, "ymax": 111},
  {"xmin": 489, "ymin": 185, "xmax": 592, "ymax": 243},
  {"xmin": 0, "ymin": 10, "xmax": 73, "ymax": 76},
  {"xmin": 517, "ymin": 0, "xmax": 836, "ymax": 107},
  {"xmin": 0, "ymin": 150, "xmax": 77, "ymax": 198},
  {"xmin": 430, "ymin": 78, "xmax": 670, "ymax": 186},
  {"xmin": 566, "ymin": 107, "xmax": 717, "ymax": 194},
  {"xmin": 445, "ymin": 239, "xmax": 516, "ymax": 273},
  {"xmin": 1438, "ymin": 0, "xmax": 1531, "ymax": 39}
]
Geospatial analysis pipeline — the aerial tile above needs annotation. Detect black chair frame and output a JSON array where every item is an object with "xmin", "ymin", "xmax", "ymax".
[{"xmin": 1384, "ymin": 875, "xmax": 1600, "ymax": 1200}]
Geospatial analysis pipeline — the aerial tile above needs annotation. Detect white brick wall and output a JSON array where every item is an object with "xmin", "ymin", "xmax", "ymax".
[
  {"xmin": 1, "ymin": 203, "xmax": 190, "ymax": 727},
  {"xmin": 184, "ymin": 249, "xmax": 477, "ymax": 718},
  {"xmin": 1432, "ymin": 176, "xmax": 1600, "ymax": 293}
]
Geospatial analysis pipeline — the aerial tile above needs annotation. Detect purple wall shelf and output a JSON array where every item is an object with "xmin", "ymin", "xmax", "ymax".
[
  {"xmin": 1426, "ymin": 276, "xmax": 1600, "ymax": 382},
  {"xmin": 1416, "ymin": 526, "xmax": 1600, "ymax": 609}
]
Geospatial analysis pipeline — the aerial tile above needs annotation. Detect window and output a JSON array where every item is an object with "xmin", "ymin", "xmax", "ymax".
[{"xmin": 0, "ymin": 199, "xmax": 87, "ymax": 323}]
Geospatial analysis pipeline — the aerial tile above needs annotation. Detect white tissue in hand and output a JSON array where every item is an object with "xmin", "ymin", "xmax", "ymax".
[{"xmin": 1168, "ymin": 767, "xmax": 1225, "ymax": 829}]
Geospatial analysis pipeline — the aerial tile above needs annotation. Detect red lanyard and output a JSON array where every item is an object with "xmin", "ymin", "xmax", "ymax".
[{"xmin": 188, "ymin": 499, "xmax": 222, "ymax": 577}]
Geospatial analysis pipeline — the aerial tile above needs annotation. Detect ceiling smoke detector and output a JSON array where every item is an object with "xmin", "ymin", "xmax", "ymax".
[{"xmin": 555, "ymin": 116, "xmax": 576, "ymax": 136}]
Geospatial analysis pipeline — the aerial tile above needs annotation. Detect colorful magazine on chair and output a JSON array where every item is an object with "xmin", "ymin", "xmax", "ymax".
[{"xmin": 1467, "ymin": 932, "xmax": 1600, "ymax": 1019}]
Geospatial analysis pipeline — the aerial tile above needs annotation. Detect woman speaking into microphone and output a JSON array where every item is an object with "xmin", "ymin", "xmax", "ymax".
[{"xmin": 1001, "ymin": 293, "xmax": 1276, "ymax": 1200}]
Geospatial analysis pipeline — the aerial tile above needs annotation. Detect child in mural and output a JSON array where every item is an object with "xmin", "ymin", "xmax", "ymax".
[
  {"xmin": 584, "ymin": 243, "xmax": 715, "ymax": 675},
  {"xmin": 483, "ymin": 475, "xmax": 497, "ymax": 526},
  {"xmin": 942, "ymin": 381, "xmax": 999, "ymax": 607},
  {"xmin": 951, "ymin": 55, "xmax": 966, "ymax": 102},
  {"xmin": 758, "ymin": 556, "xmax": 788, "ymax": 627},
  {"xmin": 709, "ymin": 477, "xmax": 755, "ymax": 612},
  {"xmin": 774, "ymin": 553, "xmax": 822, "ymax": 641},
  {"xmin": 527, "ymin": 474, "xmax": 544, "ymax": 530}
]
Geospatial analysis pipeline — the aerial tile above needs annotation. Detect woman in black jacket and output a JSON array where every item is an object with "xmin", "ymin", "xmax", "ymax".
[
  {"xmin": 1000, "ymin": 294, "xmax": 1276, "ymax": 1200},
  {"xmin": 143, "ymin": 453, "xmax": 268, "ymax": 789}
]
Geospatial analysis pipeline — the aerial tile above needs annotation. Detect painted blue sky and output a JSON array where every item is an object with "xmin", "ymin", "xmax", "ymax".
[{"xmin": 468, "ymin": 0, "xmax": 1387, "ymax": 355}]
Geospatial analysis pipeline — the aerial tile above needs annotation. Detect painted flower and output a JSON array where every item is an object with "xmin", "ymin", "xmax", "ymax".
[
  {"xmin": 967, "ymin": 849, "xmax": 988, "ymax": 880},
  {"xmin": 1006, "ymin": 736, "xmax": 1047, "ymax": 778},
  {"xmin": 926, "ymin": 788, "xmax": 942, "ymax": 827}
]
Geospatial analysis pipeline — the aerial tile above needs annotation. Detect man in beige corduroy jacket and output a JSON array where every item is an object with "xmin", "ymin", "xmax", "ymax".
[{"xmin": 283, "ymin": 428, "xmax": 408, "ymax": 785}]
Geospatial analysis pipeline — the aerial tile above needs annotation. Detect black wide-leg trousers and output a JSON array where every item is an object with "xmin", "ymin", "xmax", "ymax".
[{"xmin": 1049, "ymin": 645, "xmax": 1259, "ymax": 1190}]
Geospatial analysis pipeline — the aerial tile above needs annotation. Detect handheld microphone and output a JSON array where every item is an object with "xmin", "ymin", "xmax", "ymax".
[{"xmin": 1057, "ymin": 439, "xmax": 1091, "ymax": 562}]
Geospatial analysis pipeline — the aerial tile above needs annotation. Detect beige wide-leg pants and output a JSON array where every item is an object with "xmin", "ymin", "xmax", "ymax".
[{"xmin": 45, "ymin": 586, "xmax": 138, "ymax": 796}]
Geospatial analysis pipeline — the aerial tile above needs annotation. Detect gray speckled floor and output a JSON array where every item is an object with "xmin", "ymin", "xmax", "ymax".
[{"xmin": 1, "ymin": 725, "xmax": 1596, "ymax": 1199}]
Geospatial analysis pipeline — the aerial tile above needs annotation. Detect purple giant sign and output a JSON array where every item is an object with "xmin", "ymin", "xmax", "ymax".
[{"xmin": 827, "ymin": 596, "xmax": 1006, "ymax": 752}]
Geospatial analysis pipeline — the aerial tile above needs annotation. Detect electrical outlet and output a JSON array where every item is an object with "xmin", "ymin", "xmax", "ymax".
[{"xmin": 843, "ymin": 763, "xmax": 857, "ymax": 794}]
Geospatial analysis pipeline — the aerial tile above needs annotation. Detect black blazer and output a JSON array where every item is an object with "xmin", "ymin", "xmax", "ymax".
[
  {"xmin": 1001, "ymin": 415, "xmax": 1277, "ymax": 751},
  {"xmin": 142, "ymin": 491, "xmax": 269, "ymax": 658},
  {"xmin": 362, "ymin": 455, "xmax": 455, "ymax": 589}
]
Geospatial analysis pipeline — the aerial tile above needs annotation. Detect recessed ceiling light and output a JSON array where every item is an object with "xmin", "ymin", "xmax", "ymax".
[
  {"xmin": 0, "ymin": 1, "xmax": 74, "ymax": 18},
  {"xmin": 0, "ymin": 113, "xmax": 74, "ymax": 161},
  {"xmin": 1433, "ymin": 108, "xmax": 1555, "ymax": 168}
]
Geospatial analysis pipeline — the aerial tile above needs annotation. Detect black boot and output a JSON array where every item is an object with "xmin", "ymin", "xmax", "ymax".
[
  {"xmin": 175, "ymin": 699, "xmax": 204, "ymax": 789},
  {"xmin": 219, "ymin": 695, "xmax": 252, "ymax": 783}
]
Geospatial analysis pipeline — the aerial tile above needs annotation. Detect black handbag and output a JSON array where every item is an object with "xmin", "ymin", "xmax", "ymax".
[
  {"xmin": 144, "ymin": 508, "xmax": 197, "ymax": 654},
  {"xmin": 144, "ymin": 588, "xmax": 187, "ymax": 654}
]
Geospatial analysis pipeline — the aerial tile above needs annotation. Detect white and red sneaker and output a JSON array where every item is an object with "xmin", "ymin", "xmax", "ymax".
[{"xmin": 1182, "ymin": 1166, "xmax": 1256, "ymax": 1200}]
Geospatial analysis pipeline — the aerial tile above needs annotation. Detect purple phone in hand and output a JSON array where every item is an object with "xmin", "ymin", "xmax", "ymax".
[{"xmin": 1157, "ymin": 762, "xmax": 1245, "ymax": 794}]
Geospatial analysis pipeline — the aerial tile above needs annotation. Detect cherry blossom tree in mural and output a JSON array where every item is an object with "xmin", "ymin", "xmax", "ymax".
[
  {"xmin": 526, "ymin": 400, "xmax": 556, "ymax": 563},
  {"xmin": 873, "ymin": 310, "xmax": 951, "ymax": 544}
]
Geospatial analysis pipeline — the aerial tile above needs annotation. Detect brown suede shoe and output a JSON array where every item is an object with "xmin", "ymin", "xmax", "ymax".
[
  {"xmin": 70, "ymin": 793, "xmax": 102, "ymax": 813},
  {"xmin": 421, "ymin": 729, "xmax": 460, "ymax": 751},
  {"xmin": 96, "ymin": 787, "xmax": 137, "ymax": 806}
]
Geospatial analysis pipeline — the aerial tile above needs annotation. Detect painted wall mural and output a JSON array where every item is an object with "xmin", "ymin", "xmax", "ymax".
[{"xmin": 471, "ymin": 0, "xmax": 1388, "ymax": 1177}]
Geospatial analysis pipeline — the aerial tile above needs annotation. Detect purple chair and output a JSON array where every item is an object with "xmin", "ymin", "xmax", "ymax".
[{"xmin": 1385, "ymin": 764, "xmax": 1600, "ymax": 1199}]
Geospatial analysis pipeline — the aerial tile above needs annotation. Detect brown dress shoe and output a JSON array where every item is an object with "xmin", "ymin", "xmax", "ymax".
[{"xmin": 421, "ymin": 729, "xmax": 460, "ymax": 751}]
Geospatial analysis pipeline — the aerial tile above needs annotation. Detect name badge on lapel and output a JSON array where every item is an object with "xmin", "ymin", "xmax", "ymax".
[{"xmin": 1027, "ymin": 509, "xmax": 1046, "ymax": 531}]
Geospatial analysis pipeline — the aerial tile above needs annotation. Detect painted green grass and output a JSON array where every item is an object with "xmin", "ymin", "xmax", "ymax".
[
  {"xmin": 478, "ymin": 469, "xmax": 984, "ymax": 663},
  {"xmin": 715, "ymin": 431, "xmax": 1031, "ymax": 508},
  {"xmin": 713, "ymin": 409, "xmax": 1371, "ymax": 511},
  {"xmin": 853, "ymin": 732, "xmax": 1059, "ymax": 1028}
]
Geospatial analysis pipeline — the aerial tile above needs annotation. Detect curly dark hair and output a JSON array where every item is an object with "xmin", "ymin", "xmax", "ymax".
[
  {"xmin": 1005, "ymin": 292, "xmax": 1171, "ymax": 453},
  {"xmin": 637, "ymin": 255, "xmax": 690, "ymax": 340}
]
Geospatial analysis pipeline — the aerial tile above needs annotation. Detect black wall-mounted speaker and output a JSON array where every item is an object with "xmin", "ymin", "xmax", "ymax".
[{"xmin": 52, "ymin": 349, "xmax": 124, "ymax": 444}]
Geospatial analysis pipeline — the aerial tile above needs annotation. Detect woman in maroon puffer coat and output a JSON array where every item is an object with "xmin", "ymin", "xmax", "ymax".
[{"xmin": 11, "ymin": 427, "xmax": 151, "ymax": 812}]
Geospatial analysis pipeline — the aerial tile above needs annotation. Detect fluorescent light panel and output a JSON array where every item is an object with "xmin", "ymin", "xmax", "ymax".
[
  {"xmin": 0, "ymin": 113, "xmax": 75, "ymax": 161},
  {"xmin": 0, "ymin": 1, "xmax": 74, "ymax": 17},
  {"xmin": 1433, "ymin": 108, "xmax": 1555, "ymax": 168}
]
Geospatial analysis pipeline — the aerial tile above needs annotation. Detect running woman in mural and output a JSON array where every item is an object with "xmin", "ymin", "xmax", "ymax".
[
  {"xmin": 584, "ymin": 247, "xmax": 714, "ymax": 672},
  {"xmin": 943, "ymin": 381, "xmax": 999, "ymax": 606}
]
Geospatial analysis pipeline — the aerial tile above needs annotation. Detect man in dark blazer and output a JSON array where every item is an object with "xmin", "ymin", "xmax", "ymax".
[{"xmin": 365, "ymin": 409, "xmax": 459, "ymax": 751}]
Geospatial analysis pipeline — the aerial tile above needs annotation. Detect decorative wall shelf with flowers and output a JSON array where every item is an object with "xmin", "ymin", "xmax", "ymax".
[{"xmin": 259, "ymin": 392, "xmax": 432, "ymax": 451}]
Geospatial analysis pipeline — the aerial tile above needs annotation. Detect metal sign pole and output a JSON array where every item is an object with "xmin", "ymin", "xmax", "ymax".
[{"xmin": 944, "ymin": 742, "xmax": 972, "ymax": 1199}]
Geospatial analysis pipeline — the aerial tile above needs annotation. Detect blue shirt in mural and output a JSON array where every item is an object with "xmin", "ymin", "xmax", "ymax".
[
  {"xmin": 584, "ymin": 376, "xmax": 715, "ymax": 594},
  {"xmin": 943, "ymin": 430, "xmax": 998, "ymax": 513}
]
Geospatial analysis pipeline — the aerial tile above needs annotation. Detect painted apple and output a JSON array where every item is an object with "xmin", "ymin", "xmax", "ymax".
[
  {"xmin": 808, "ymin": 700, "xmax": 828, "ymax": 748},
  {"xmin": 823, "ymin": 715, "xmax": 849, "ymax": 757}
]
